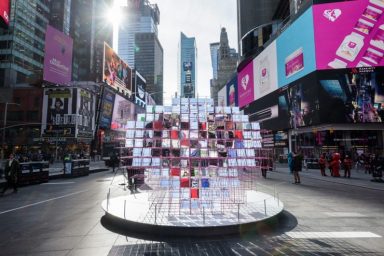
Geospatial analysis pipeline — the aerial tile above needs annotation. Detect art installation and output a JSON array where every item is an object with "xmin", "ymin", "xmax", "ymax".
[{"xmin": 102, "ymin": 98, "xmax": 283, "ymax": 236}]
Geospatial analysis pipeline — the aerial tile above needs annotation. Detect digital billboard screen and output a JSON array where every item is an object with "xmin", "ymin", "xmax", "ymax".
[
  {"xmin": 226, "ymin": 75, "xmax": 238, "ymax": 107},
  {"xmin": 254, "ymin": 41, "xmax": 278, "ymax": 100},
  {"xmin": 43, "ymin": 25, "xmax": 73, "ymax": 84},
  {"xmin": 0, "ymin": 0, "xmax": 9, "ymax": 26},
  {"xmin": 237, "ymin": 60, "xmax": 255, "ymax": 108},
  {"xmin": 134, "ymin": 71, "xmax": 146, "ymax": 103},
  {"xmin": 41, "ymin": 88, "xmax": 76, "ymax": 138},
  {"xmin": 111, "ymin": 94, "xmax": 135, "ymax": 131},
  {"xmin": 103, "ymin": 43, "xmax": 132, "ymax": 94},
  {"xmin": 99, "ymin": 88, "xmax": 115, "ymax": 129},
  {"xmin": 276, "ymin": 7, "xmax": 316, "ymax": 87},
  {"xmin": 314, "ymin": 0, "xmax": 384, "ymax": 70},
  {"xmin": 76, "ymin": 89, "xmax": 96, "ymax": 138},
  {"xmin": 218, "ymin": 86, "xmax": 227, "ymax": 106}
]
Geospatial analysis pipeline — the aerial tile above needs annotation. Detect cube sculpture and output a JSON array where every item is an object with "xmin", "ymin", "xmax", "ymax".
[{"xmin": 123, "ymin": 98, "xmax": 272, "ymax": 216}]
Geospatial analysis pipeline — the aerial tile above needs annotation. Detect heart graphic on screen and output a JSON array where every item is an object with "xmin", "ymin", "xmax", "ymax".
[
  {"xmin": 241, "ymin": 74, "xmax": 249, "ymax": 90},
  {"xmin": 323, "ymin": 9, "xmax": 341, "ymax": 22}
]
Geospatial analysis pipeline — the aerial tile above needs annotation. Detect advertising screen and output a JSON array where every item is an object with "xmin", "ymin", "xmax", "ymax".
[
  {"xmin": 226, "ymin": 75, "xmax": 238, "ymax": 107},
  {"xmin": 76, "ymin": 89, "xmax": 96, "ymax": 138},
  {"xmin": 314, "ymin": 0, "xmax": 384, "ymax": 70},
  {"xmin": 238, "ymin": 60, "xmax": 255, "ymax": 108},
  {"xmin": 317, "ymin": 68, "xmax": 384, "ymax": 123},
  {"xmin": 0, "ymin": 0, "xmax": 9, "ymax": 26},
  {"xmin": 254, "ymin": 41, "xmax": 278, "ymax": 100},
  {"xmin": 99, "ymin": 88, "xmax": 115, "ymax": 128},
  {"xmin": 276, "ymin": 7, "xmax": 316, "ymax": 87},
  {"xmin": 217, "ymin": 86, "xmax": 227, "ymax": 106},
  {"xmin": 103, "ymin": 43, "xmax": 132, "ymax": 94},
  {"xmin": 111, "ymin": 94, "xmax": 135, "ymax": 131},
  {"xmin": 134, "ymin": 71, "xmax": 146, "ymax": 103},
  {"xmin": 41, "ymin": 88, "xmax": 76, "ymax": 138},
  {"xmin": 43, "ymin": 25, "xmax": 73, "ymax": 84}
]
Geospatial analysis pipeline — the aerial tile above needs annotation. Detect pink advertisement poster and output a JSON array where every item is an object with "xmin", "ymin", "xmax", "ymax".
[
  {"xmin": 314, "ymin": 0, "xmax": 384, "ymax": 70},
  {"xmin": 43, "ymin": 25, "xmax": 73, "ymax": 84},
  {"xmin": 237, "ymin": 61, "xmax": 255, "ymax": 108}
]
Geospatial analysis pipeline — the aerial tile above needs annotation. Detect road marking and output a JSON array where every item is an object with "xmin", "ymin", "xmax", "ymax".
[
  {"xmin": 286, "ymin": 231, "xmax": 381, "ymax": 238},
  {"xmin": 0, "ymin": 190, "xmax": 87, "ymax": 215},
  {"xmin": 41, "ymin": 182, "xmax": 75, "ymax": 185},
  {"xmin": 323, "ymin": 212, "xmax": 366, "ymax": 217}
]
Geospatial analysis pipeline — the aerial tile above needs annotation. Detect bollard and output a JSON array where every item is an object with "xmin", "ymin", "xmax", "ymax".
[
  {"xmin": 124, "ymin": 200, "xmax": 126, "ymax": 219},
  {"xmin": 238, "ymin": 203, "xmax": 240, "ymax": 222},
  {"xmin": 155, "ymin": 204, "xmax": 157, "ymax": 224},
  {"xmin": 203, "ymin": 207, "xmax": 205, "ymax": 225},
  {"xmin": 277, "ymin": 193, "xmax": 280, "ymax": 207},
  {"xmin": 264, "ymin": 199, "xmax": 267, "ymax": 216}
]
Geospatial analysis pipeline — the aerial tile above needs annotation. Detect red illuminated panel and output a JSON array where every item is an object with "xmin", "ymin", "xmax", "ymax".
[{"xmin": 0, "ymin": 0, "xmax": 10, "ymax": 26}]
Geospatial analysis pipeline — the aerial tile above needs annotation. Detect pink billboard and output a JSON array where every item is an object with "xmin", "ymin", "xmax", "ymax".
[
  {"xmin": 43, "ymin": 25, "xmax": 73, "ymax": 84},
  {"xmin": 314, "ymin": 0, "xmax": 384, "ymax": 69},
  {"xmin": 237, "ymin": 61, "xmax": 255, "ymax": 108},
  {"xmin": 0, "ymin": 0, "xmax": 9, "ymax": 26}
]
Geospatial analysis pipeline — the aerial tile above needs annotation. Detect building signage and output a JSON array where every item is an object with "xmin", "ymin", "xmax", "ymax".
[
  {"xmin": 0, "ymin": 0, "xmax": 9, "ymax": 26},
  {"xmin": 43, "ymin": 25, "xmax": 73, "ymax": 84}
]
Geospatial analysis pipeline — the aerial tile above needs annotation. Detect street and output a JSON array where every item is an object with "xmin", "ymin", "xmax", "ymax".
[{"xmin": 0, "ymin": 165, "xmax": 383, "ymax": 256}]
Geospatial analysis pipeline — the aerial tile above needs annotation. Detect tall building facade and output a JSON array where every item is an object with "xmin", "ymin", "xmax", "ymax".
[
  {"xmin": 209, "ymin": 42, "xmax": 220, "ymax": 80},
  {"xmin": 210, "ymin": 28, "xmax": 238, "ymax": 106},
  {"xmin": 179, "ymin": 32, "xmax": 196, "ymax": 98},
  {"xmin": 238, "ymin": 0, "xmax": 384, "ymax": 159},
  {"xmin": 49, "ymin": 0, "xmax": 71, "ymax": 35},
  {"xmin": 0, "ymin": 0, "xmax": 50, "ymax": 91},
  {"xmin": 134, "ymin": 33, "xmax": 164, "ymax": 104},
  {"xmin": 118, "ymin": 0, "xmax": 159, "ymax": 67}
]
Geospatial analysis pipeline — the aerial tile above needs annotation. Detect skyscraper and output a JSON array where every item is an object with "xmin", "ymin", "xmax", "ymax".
[
  {"xmin": 210, "ymin": 42, "xmax": 220, "ymax": 80},
  {"xmin": 0, "ymin": 0, "xmax": 50, "ymax": 91},
  {"xmin": 118, "ymin": 0, "xmax": 160, "ymax": 67},
  {"xmin": 179, "ymin": 32, "xmax": 196, "ymax": 98},
  {"xmin": 210, "ymin": 28, "xmax": 238, "ymax": 105},
  {"xmin": 134, "ymin": 33, "xmax": 164, "ymax": 104}
]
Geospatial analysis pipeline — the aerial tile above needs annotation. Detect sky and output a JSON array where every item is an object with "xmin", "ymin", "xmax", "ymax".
[{"xmin": 114, "ymin": 0, "xmax": 238, "ymax": 104}]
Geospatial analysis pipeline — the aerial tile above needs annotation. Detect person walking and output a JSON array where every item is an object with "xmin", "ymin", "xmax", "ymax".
[
  {"xmin": 1, "ymin": 154, "xmax": 20, "ymax": 196},
  {"xmin": 319, "ymin": 153, "xmax": 327, "ymax": 176},
  {"xmin": 287, "ymin": 152, "xmax": 294, "ymax": 174},
  {"xmin": 343, "ymin": 154, "xmax": 353, "ymax": 178},
  {"xmin": 293, "ymin": 150, "xmax": 303, "ymax": 184}
]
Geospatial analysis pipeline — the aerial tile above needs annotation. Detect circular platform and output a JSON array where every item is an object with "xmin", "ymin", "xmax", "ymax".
[{"xmin": 101, "ymin": 191, "xmax": 284, "ymax": 237}]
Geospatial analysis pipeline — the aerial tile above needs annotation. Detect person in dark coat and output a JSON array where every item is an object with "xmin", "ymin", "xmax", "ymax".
[
  {"xmin": 293, "ymin": 150, "xmax": 303, "ymax": 184},
  {"xmin": 1, "ymin": 154, "xmax": 20, "ymax": 195}
]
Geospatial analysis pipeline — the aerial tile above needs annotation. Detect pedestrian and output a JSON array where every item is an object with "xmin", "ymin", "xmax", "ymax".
[
  {"xmin": 330, "ymin": 152, "xmax": 341, "ymax": 177},
  {"xmin": 319, "ymin": 153, "xmax": 327, "ymax": 176},
  {"xmin": 343, "ymin": 155, "xmax": 353, "ymax": 178},
  {"xmin": 110, "ymin": 152, "xmax": 119, "ymax": 173},
  {"xmin": 293, "ymin": 150, "xmax": 303, "ymax": 184},
  {"xmin": 287, "ymin": 152, "xmax": 294, "ymax": 174},
  {"xmin": 1, "ymin": 154, "xmax": 20, "ymax": 196}
]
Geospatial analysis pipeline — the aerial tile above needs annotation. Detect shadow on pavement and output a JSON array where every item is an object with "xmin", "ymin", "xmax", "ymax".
[{"xmin": 100, "ymin": 209, "xmax": 298, "ymax": 241}]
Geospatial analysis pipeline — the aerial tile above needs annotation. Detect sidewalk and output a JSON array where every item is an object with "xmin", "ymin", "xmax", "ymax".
[{"xmin": 273, "ymin": 163, "xmax": 384, "ymax": 191}]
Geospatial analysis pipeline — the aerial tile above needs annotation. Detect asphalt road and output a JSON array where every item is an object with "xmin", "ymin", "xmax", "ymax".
[{"xmin": 0, "ymin": 166, "xmax": 383, "ymax": 256}]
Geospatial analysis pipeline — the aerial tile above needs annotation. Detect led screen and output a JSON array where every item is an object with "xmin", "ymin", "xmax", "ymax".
[
  {"xmin": 238, "ymin": 60, "xmax": 255, "ymax": 108},
  {"xmin": 276, "ymin": 7, "xmax": 317, "ymax": 87},
  {"xmin": 314, "ymin": 0, "xmax": 384, "ymax": 69}
]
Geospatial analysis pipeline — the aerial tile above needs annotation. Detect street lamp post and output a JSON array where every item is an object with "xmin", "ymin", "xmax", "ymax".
[{"xmin": 2, "ymin": 102, "xmax": 21, "ymax": 159}]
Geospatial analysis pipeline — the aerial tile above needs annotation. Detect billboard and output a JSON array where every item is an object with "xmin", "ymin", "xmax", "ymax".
[
  {"xmin": 317, "ymin": 68, "xmax": 384, "ymax": 123},
  {"xmin": 103, "ymin": 43, "xmax": 132, "ymax": 94},
  {"xmin": 43, "ymin": 25, "xmax": 73, "ymax": 84},
  {"xmin": 276, "ymin": 7, "xmax": 316, "ymax": 87},
  {"xmin": 238, "ymin": 60, "xmax": 255, "ymax": 108},
  {"xmin": 226, "ymin": 75, "xmax": 238, "ymax": 107},
  {"xmin": 254, "ymin": 41, "xmax": 278, "ymax": 100},
  {"xmin": 76, "ymin": 89, "xmax": 96, "ymax": 139},
  {"xmin": 111, "ymin": 94, "xmax": 135, "ymax": 131},
  {"xmin": 217, "ymin": 86, "xmax": 227, "ymax": 106},
  {"xmin": 134, "ymin": 71, "xmax": 146, "ymax": 103},
  {"xmin": 41, "ymin": 88, "xmax": 76, "ymax": 138},
  {"xmin": 99, "ymin": 88, "xmax": 115, "ymax": 128},
  {"xmin": 0, "ymin": 0, "xmax": 9, "ymax": 26},
  {"xmin": 314, "ymin": 0, "xmax": 384, "ymax": 70}
]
